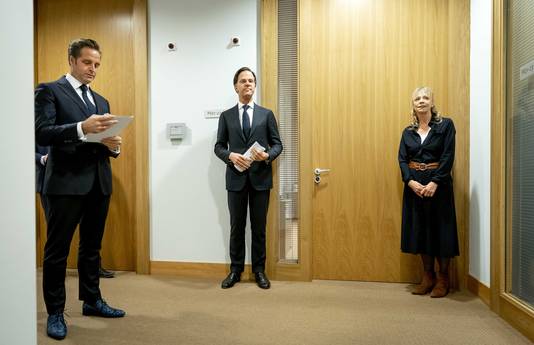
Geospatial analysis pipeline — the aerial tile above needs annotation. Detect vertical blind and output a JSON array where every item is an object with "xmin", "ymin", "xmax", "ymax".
[
  {"xmin": 508, "ymin": 0, "xmax": 534, "ymax": 307},
  {"xmin": 277, "ymin": 0, "xmax": 299, "ymax": 262}
]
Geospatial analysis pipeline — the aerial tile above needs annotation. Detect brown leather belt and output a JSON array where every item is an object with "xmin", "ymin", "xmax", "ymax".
[{"xmin": 408, "ymin": 161, "xmax": 439, "ymax": 171}]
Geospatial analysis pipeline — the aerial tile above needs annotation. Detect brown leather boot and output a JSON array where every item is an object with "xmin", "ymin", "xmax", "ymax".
[
  {"xmin": 430, "ymin": 273, "xmax": 449, "ymax": 298},
  {"xmin": 412, "ymin": 271, "xmax": 435, "ymax": 295}
]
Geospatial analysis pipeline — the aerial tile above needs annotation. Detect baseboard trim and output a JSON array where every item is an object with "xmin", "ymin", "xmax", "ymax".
[
  {"xmin": 467, "ymin": 274, "xmax": 490, "ymax": 306},
  {"xmin": 150, "ymin": 261, "xmax": 253, "ymax": 279}
]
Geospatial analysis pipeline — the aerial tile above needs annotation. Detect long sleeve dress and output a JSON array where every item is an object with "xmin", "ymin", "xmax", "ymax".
[{"xmin": 398, "ymin": 117, "xmax": 459, "ymax": 257}]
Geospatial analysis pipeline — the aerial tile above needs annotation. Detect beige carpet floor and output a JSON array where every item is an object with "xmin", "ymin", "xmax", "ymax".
[{"xmin": 36, "ymin": 271, "xmax": 532, "ymax": 345}]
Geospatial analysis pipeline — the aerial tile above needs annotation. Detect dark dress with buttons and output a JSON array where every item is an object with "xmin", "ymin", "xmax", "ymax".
[{"xmin": 398, "ymin": 117, "xmax": 459, "ymax": 257}]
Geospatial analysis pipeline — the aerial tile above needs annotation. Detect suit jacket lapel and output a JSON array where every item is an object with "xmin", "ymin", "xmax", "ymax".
[
  {"xmin": 93, "ymin": 92, "xmax": 106, "ymax": 114},
  {"xmin": 57, "ymin": 77, "xmax": 91, "ymax": 117},
  {"xmin": 249, "ymin": 103, "xmax": 261, "ymax": 138},
  {"xmin": 231, "ymin": 105, "xmax": 246, "ymax": 143}
]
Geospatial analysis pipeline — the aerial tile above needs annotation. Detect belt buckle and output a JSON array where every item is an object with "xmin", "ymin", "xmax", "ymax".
[{"xmin": 418, "ymin": 163, "xmax": 427, "ymax": 171}]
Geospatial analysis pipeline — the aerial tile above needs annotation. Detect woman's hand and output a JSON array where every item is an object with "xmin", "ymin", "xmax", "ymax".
[
  {"xmin": 420, "ymin": 181, "xmax": 438, "ymax": 197},
  {"xmin": 408, "ymin": 180, "xmax": 425, "ymax": 198}
]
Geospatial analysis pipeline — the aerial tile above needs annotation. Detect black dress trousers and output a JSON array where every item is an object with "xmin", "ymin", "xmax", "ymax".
[
  {"xmin": 227, "ymin": 177, "xmax": 270, "ymax": 274},
  {"xmin": 42, "ymin": 177, "xmax": 110, "ymax": 314}
]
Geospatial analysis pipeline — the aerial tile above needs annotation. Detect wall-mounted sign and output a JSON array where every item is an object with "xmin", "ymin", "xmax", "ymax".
[{"xmin": 204, "ymin": 110, "xmax": 223, "ymax": 119}]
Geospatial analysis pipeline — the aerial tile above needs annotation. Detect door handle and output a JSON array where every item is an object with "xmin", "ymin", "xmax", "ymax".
[
  {"xmin": 314, "ymin": 168, "xmax": 331, "ymax": 176},
  {"xmin": 314, "ymin": 168, "xmax": 331, "ymax": 184}
]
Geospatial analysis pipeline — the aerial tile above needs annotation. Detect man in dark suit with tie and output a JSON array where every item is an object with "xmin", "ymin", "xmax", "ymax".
[
  {"xmin": 35, "ymin": 38, "xmax": 125, "ymax": 340},
  {"xmin": 214, "ymin": 67, "xmax": 283, "ymax": 289}
]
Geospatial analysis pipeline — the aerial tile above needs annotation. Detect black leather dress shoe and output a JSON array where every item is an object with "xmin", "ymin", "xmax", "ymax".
[
  {"xmin": 221, "ymin": 272, "xmax": 241, "ymax": 289},
  {"xmin": 47, "ymin": 312, "xmax": 67, "ymax": 340},
  {"xmin": 255, "ymin": 272, "xmax": 271, "ymax": 289},
  {"xmin": 82, "ymin": 299, "xmax": 126, "ymax": 318},
  {"xmin": 99, "ymin": 266, "xmax": 115, "ymax": 278}
]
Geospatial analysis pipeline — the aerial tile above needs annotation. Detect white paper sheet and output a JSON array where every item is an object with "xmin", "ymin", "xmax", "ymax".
[{"xmin": 85, "ymin": 115, "xmax": 133, "ymax": 143}]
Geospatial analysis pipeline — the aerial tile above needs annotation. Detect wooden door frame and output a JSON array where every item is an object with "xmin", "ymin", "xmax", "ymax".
[
  {"xmin": 132, "ymin": 0, "xmax": 150, "ymax": 274},
  {"xmin": 262, "ymin": 0, "xmax": 312, "ymax": 281},
  {"xmin": 33, "ymin": 0, "xmax": 150, "ymax": 274},
  {"xmin": 297, "ymin": 0, "xmax": 316, "ymax": 282},
  {"xmin": 491, "ymin": 0, "xmax": 534, "ymax": 341}
]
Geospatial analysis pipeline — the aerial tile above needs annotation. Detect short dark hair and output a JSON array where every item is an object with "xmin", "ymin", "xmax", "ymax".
[
  {"xmin": 233, "ymin": 67, "xmax": 256, "ymax": 85},
  {"xmin": 68, "ymin": 38, "xmax": 101, "ymax": 59}
]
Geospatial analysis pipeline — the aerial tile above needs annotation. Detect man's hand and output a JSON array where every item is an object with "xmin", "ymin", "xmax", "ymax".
[
  {"xmin": 250, "ymin": 148, "xmax": 269, "ymax": 162},
  {"xmin": 81, "ymin": 114, "xmax": 117, "ymax": 134},
  {"xmin": 420, "ymin": 181, "xmax": 438, "ymax": 198},
  {"xmin": 408, "ymin": 180, "xmax": 425, "ymax": 198},
  {"xmin": 101, "ymin": 136, "xmax": 122, "ymax": 151},
  {"xmin": 41, "ymin": 154, "xmax": 48, "ymax": 166},
  {"xmin": 229, "ymin": 152, "xmax": 252, "ymax": 171}
]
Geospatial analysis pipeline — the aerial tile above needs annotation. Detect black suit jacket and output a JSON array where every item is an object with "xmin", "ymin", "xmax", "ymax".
[
  {"xmin": 214, "ymin": 104, "xmax": 283, "ymax": 191},
  {"xmin": 35, "ymin": 144, "xmax": 49, "ymax": 193},
  {"xmin": 35, "ymin": 76, "xmax": 117, "ymax": 196}
]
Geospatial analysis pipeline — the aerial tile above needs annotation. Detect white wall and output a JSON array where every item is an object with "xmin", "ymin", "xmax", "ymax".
[
  {"xmin": 0, "ymin": 0, "xmax": 37, "ymax": 344},
  {"xmin": 469, "ymin": 0, "xmax": 492, "ymax": 286},
  {"xmin": 149, "ymin": 0, "xmax": 259, "ymax": 262}
]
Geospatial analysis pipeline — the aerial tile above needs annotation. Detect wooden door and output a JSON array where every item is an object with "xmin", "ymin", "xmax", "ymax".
[
  {"xmin": 35, "ymin": 0, "xmax": 149, "ymax": 271},
  {"xmin": 300, "ymin": 0, "xmax": 469, "ymax": 282}
]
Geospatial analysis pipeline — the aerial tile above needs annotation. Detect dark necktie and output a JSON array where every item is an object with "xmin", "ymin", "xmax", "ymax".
[
  {"xmin": 242, "ymin": 104, "xmax": 251, "ymax": 138},
  {"xmin": 80, "ymin": 84, "xmax": 97, "ymax": 115}
]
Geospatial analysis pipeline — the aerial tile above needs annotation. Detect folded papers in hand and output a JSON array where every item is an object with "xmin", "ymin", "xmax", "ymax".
[{"xmin": 234, "ymin": 141, "xmax": 265, "ymax": 172}]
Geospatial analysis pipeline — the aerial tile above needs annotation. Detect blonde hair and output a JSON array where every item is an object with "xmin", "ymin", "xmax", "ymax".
[{"xmin": 409, "ymin": 86, "xmax": 442, "ymax": 129}]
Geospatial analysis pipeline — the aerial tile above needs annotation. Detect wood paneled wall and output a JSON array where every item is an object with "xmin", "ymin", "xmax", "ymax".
[{"xmin": 35, "ymin": 0, "xmax": 149, "ymax": 272}]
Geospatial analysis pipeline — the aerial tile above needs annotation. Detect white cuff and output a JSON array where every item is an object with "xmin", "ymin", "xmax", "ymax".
[{"xmin": 77, "ymin": 122, "xmax": 87, "ymax": 141}]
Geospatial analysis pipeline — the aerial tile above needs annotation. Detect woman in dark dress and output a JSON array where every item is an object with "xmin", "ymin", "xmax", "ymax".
[{"xmin": 398, "ymin": 87, "xmax": 459, "ymax": 298}]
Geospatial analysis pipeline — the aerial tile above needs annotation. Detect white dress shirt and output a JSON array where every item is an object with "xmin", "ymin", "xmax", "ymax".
[
  {"xmin": 65, "ymin": 73, "xmax": 95, "ymax": 140},
  {"xmin": 418, "ymin": 127, "xmax": 431, "ymax": 144}
]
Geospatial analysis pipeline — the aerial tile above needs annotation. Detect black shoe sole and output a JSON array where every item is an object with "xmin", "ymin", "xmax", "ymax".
[{"xmin": 47, "ymin": 332, "xmax": 66, "ymax": 340}]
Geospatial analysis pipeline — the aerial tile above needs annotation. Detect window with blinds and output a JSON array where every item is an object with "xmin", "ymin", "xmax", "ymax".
[
  {"xmin": 277, "ymin": 0, "xmax": 298, "ymax": 263},
  {"xmin": 507, "ymin": 0, "xmax": 534, "ymax": 307}
]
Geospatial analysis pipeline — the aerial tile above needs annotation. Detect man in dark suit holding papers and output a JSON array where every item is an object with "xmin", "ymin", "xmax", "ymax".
[
  {"xmin": 35, "ymin": 38, "xmax": 125, "ymax": 340},
  {"xmin": 214, "ymin": 67, "xmax": 283, "ymax": 289}
]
